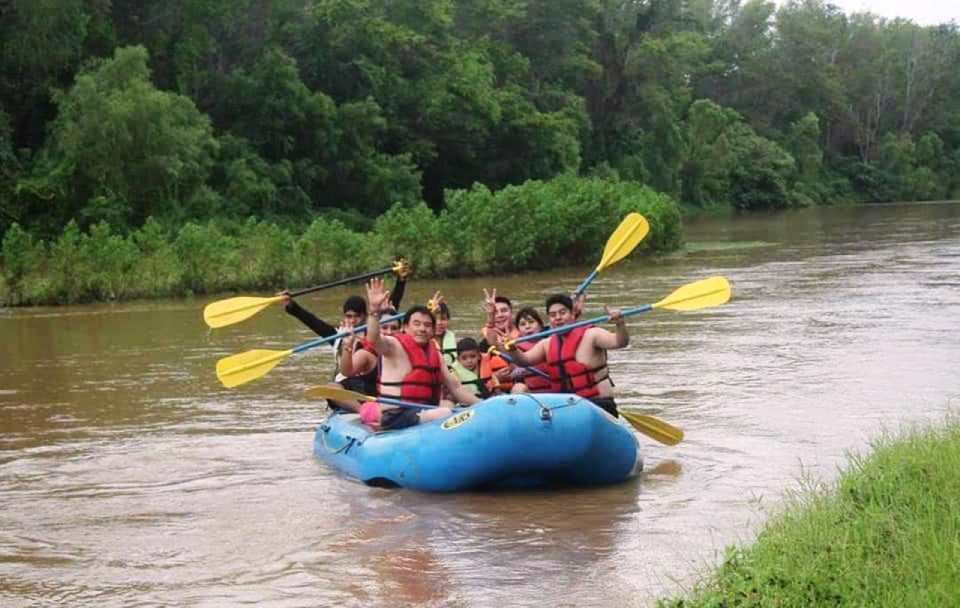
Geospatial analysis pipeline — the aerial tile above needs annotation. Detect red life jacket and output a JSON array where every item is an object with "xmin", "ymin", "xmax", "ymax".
[
  {"xmin": 546, "ymin": 326, "xmax": 609, "ymax": 398},
  {"xmin": 379, "ymin": 333, "xmax": 442, "ymax": 405},
  {"xmin": 516, "ymin": 341, "xmax": 554, "ymax": 393},
  {"xmin": 359, "ymin": 338, "xmax": 378, "ymax": 354}
]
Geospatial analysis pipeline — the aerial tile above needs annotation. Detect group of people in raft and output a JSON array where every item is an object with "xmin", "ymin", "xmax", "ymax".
[{"xmin": 281, "ymin": 263, "xmax": 630, "ymax": 431}]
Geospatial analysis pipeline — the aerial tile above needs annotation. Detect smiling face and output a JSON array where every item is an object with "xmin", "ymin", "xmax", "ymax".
[
  {"xmin": 405, "ymin": 311, "xmax": 435, "ymax": 345},
  {"xmin": 517, "ymin": 314, "xmax": 543, "ymax": 337},
  {"xmin": 547, "ymin": 303, "xmax": 573, "ymax": 328},
  {"xmin": 343, "ymin": 310, "xmax": 365, "ymax": 326},
  {"xmin": 381, "ymin": 319, "xmax": 400, "ymax": 336},
  {"xmin": 494, "ymin": 302, "xmax": 512, "ymax": 329}
]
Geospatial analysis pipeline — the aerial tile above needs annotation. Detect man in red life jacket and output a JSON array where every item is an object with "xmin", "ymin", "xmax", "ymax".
[
  {"xmin": 365, "ymin": 278, "xmax": 481, "ymax": 430},
  {"xmin": 499, "ymin": 293, "xmax": 629, "ymax": 418}
]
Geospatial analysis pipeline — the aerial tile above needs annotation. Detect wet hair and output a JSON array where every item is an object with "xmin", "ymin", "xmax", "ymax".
[
  {"xmin": 545, "ymin": 293, "xmax": 573, "ymax": 312},
  {"xmin": 381, "ymin": 305, "xmax": 400, "ymax": 326},
  {"xmin": 435, "ymin": 302, "xmax": 451, "ymax": 318},
  {"xmin": 342, "ymin": 295, "xmax": 366, "ymax": 315},
  {"xmin": 456, "ymin": 337, "xmax": 480, "ymax": 354},
  {"xmin": 494, "ymin": 295, "xmax": 513, "ymax": 309},
  {"xmin": 514, "ymin": 306, "xmax": 544, "ymax": 329},
  {"xmin": 403, "ymin": 305, "xmax": 435, "ymax": 326}
]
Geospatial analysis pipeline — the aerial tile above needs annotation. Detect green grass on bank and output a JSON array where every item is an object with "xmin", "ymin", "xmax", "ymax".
[{"xmin": 659, "ymin": 418, "xmax": 960, "ymax": 608}]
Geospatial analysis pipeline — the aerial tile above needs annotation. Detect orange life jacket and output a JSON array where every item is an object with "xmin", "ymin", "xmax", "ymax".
[
  {"xmin": 484, "ymin": 353, "xmax": 514, "ymax": 394},
  {"xmin": 546, "ymin": 326, "xmax": 608, "ymax": 399},
  {"xmin": 379, "ymin": 333, "xmax": 442, "ymax": 405}
]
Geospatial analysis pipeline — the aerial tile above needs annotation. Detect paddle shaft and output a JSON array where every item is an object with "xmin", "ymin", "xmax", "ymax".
[
  {"xmin": 512, "ymin": 305, "xmax": 651, "ymax": 345},
  {"xmin": 288, "ymin": 266, "xmax": 394, "ymax": 298},
  {"xmin": 291, "ymin": 312, "xmax": 406, "ymax": 354},
  {"xmin": 572, "ymin": 269, "xmax": 599, "ymax": 297},
  {"xmin": 494, "ymin": 351, "xmax": 551, "ymax": 379},
  {"xmin": 375, "ymin": 396, "xmax": 435, "ymax": 410},
  {"xmin": 572, "ymin": 213, "xmax": 649, "ymax": 297}
]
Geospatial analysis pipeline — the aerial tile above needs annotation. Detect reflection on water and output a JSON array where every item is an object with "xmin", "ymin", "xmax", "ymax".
[{"xmin": 2, "ymin": 203, "xmax": 959, "ymax": 606}]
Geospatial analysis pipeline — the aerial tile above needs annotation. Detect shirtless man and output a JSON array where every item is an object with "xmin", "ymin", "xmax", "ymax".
[
  {"xmin": 499, "ymin": 293, "xmax": 629, "ymax": 417},
  {"xmin": 365, "ymin": 278, "xmax": 481, "ymax": 430}
]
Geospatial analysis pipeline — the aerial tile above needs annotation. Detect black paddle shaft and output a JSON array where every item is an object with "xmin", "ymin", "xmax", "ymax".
[{"xmin": 289, "ymin": 267, "xmax": 394, "ymax": 298}]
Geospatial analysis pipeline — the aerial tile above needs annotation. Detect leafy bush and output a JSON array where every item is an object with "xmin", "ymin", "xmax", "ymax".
[
  {"xmin": 1, "ymin": 175, "xmax": 683, "ymax": 305},
  {"xmin": 0, "ymin": 223, "xmax": 44, "ymax": 304}
]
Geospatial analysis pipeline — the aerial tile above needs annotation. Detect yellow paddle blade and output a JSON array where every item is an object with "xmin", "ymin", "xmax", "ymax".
[
  {"xmin": 304, "ymin": 385, "xmax": 372, "ymax": 402},
  {"xmin": 653, "ymin": 276, "xmax": 731, "ymax": 311},
  {"xmin": 216, "ymin": 348, "xmax": 293, "ymax": 388},
  {"xmin": 204, "ymin": 295, "xmax": 284, "ymax": 329},
  {"xmin": 620, "ymin": 410, "xmax": 684, "ymax": 446},
  {"xmin": 597, "ymin": 213, "xmax": 650, "ymax": 271}
]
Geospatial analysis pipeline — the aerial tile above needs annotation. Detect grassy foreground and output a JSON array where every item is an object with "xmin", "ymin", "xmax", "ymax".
[{"xmin": 659, "ymin": 419, "xmax": 960, "ymax": 608}]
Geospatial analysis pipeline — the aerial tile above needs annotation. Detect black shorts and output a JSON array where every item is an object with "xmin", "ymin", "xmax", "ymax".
[
  {"xmin": 591, "ymin": 397, "xmax": 619, "ymax": 418},
  {"xmin": 341, "ymin": 374, "xmax": 376, "ymax": 395},
  {"xmin": 380, "ymin": 407, "xmax": 421, "ymax": 430}
]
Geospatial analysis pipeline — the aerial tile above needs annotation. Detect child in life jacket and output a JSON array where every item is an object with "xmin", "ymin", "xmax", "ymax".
[{"xmin": 450, "ymin": 337, "xmax": 490, "ymax": 401}]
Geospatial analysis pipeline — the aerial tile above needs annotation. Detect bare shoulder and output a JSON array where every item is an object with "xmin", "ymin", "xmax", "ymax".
[
  {"xmin": 585, "ymin": 326, "xmax": 614, "ymax": 342},
  {"xmin": 584, "ymin": 326, "xmax": 608, "ymax": 338},
  {"xmin": 378, "ymin": 334, "xmax": 401, "ymax": 355}
]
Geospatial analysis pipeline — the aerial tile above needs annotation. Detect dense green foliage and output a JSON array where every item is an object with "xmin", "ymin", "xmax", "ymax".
[
  {"xmin": 1, "ymin": 1, "xmax": 958, "ymax": 303},
  {"xmin": 659, "ymin": 419, "xmax": 960, "ymax": 607},
  {"xmin": 0, "ymin": 174, "xmax": 679, "ymax": 304}
]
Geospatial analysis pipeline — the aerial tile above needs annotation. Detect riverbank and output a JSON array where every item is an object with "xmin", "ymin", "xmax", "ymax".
[
  {"xmin": 657, "ymin": 416, "xmax": 960, "ymax": 607},
  {"xmin": 0, "ymin": 174, "xmax": 681, "ymax": 307}
]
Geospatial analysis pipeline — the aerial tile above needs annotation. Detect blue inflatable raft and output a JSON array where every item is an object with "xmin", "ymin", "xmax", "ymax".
[{"xmin": 312, "ymin": 393, "xmax": 642, "ymax": 492}]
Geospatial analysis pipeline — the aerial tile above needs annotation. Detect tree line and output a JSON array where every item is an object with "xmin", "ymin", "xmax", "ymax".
[{"xmin": 1, "ymin": 0, "xmax": 958, "ymax": 303}]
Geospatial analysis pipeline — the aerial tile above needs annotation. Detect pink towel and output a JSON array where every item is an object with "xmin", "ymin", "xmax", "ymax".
[{"xmin": 359, "ymin": 401, "xmax": 381, "ymax": 425}]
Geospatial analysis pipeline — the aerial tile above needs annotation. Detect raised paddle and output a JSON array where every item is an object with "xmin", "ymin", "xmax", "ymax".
[
  {"xmin": 216, "ymin": 312, "xmax": 405, "ymax": 388},
  {"xmin": 305, "ymin": 385, "xmax": 434, "ymax": 410},
  {"xmin": 619, "ymin": 410, "xmax": 684, "ymax": 446},
  {"xmin": 507, "ymin": 276, "xmax": 731, "ymax": 348},
  {"xmin": 573, "ymin": 212, "xmax": 650, "ymax": 296},
  {"xmin": 203, "ymin": 260, "xmax": 408, "ymax": 329}
]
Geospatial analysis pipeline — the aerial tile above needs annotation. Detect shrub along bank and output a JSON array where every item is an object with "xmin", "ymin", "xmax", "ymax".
[{"xmin": 0, "ymin": 174, "xmax": 681, "ymax": 305}]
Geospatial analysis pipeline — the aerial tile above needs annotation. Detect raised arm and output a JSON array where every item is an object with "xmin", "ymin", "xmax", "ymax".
[
  {"xmin": 480, "ymin": 288, "xmax": 497, "ymax": 343},
  {"xmin": 281, "ymin": 292, "xmax": 337, "ymax": 338},
  {"xmin": 340, "ymin": 333, "xmax": 378, "ymax": 377},
  {"xmin": 364, "ymin": 277, "xmax": 395, "ymax": 355},
  {"xmin": 591, "ymin": 305, "xmax": 629, "ymax": 350},
  {"xmin": 501, "ymin": 336, "xmax": 549, "ymax": 366},
  {"xmin": 389, "ymin": 259, "xmax": 409, "ymax": 310}
]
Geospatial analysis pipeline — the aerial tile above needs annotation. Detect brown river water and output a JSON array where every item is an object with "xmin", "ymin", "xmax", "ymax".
[{"xmin": 2, "ymin": 203, "xmax": 959, "ymax": 607}]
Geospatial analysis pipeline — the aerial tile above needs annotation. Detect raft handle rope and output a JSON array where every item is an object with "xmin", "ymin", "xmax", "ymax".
[
  {"xmin": 318, "ymin": 423, "xmax": 360, "ymax": 455},
  {"xmin": 518, "ymin": 393, "xmax": 590, "ymax": 421}
]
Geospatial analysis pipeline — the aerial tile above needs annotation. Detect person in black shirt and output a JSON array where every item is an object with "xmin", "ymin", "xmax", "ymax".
[{"xmin": 279, "ymin": 263, "xmax": 409, "ymax": 411}]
